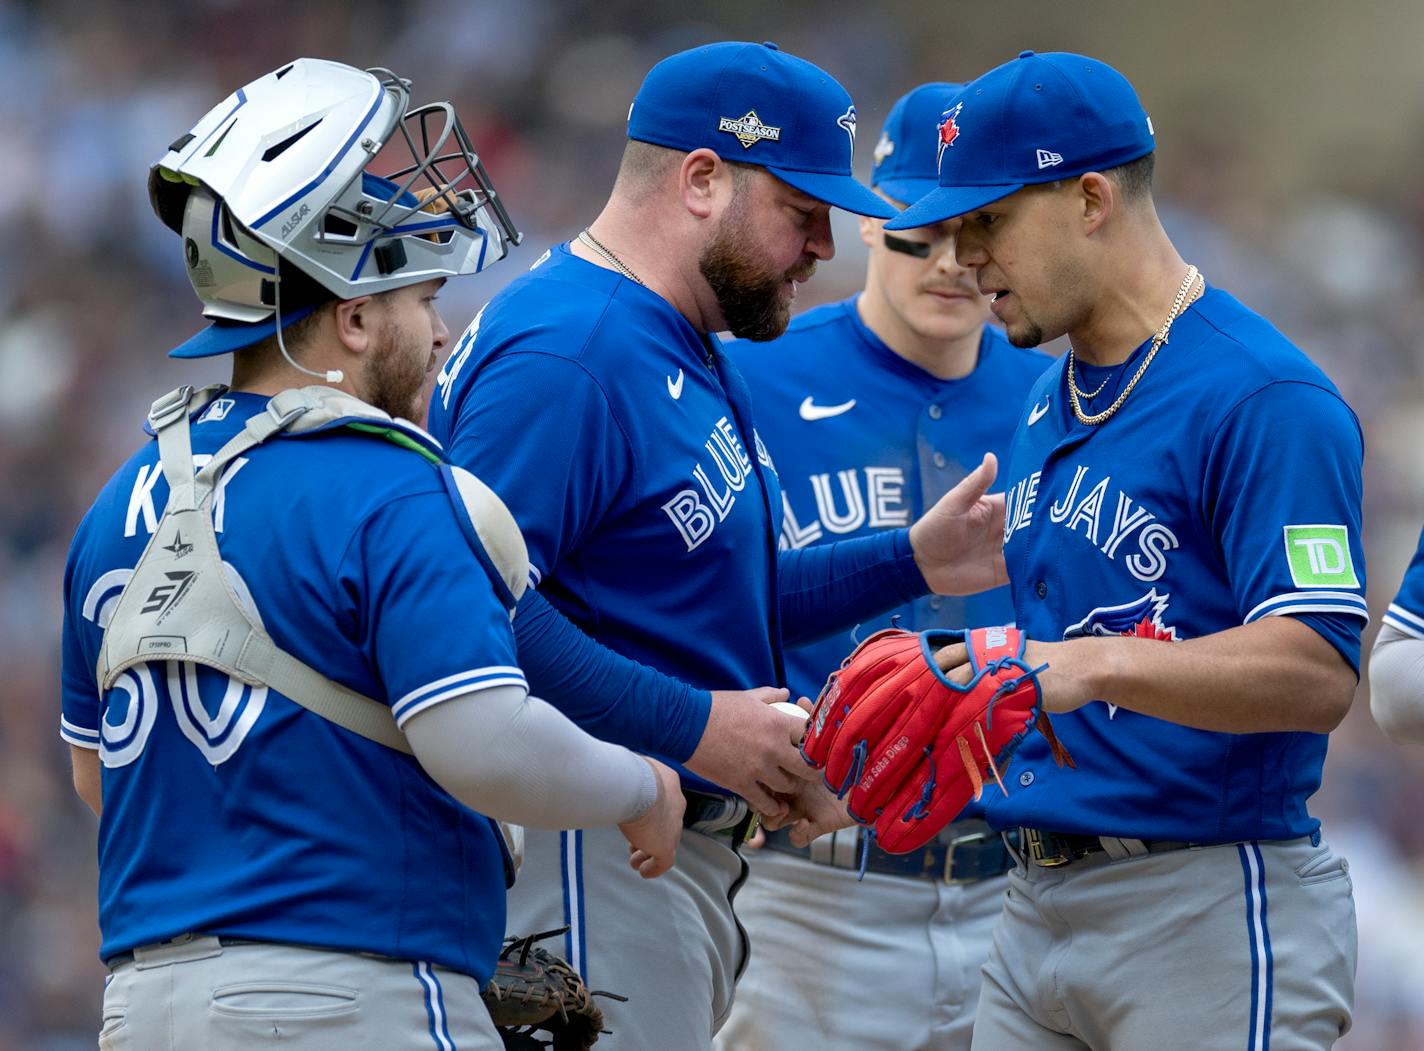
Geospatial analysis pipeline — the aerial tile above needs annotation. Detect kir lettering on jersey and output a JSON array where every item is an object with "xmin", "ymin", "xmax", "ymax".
[
  {"xmin": 779, "ymin": 467, "xmax": 910, "ymax": 550},
  {"xmin": 1005, "ymin": 464, "xmax": 1179, "ymax": 583},
  {"xmin": 124, "ymin": 455, "xmax": 248, "ymax": 538},
  {"xmin": 662, "ymin": 417, "xmax": 772, "ymax": 552}
]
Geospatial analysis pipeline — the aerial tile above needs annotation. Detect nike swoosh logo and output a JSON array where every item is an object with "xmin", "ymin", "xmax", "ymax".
[
  {"xmin": 799, "ymin": 396, "xmax": 856, "ymax": 421},
  {"xmin": 1028, "ymin": 398, "xmax": 1050, "ymax": 426},
  {"xmin": 667, "ymin": 369, "xmax": 684, "ymax": 400}
]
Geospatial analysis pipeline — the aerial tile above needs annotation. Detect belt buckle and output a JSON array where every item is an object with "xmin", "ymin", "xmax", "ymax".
[
  {"xmin": 737, "ymin": 811, "xmax": 761, "ymax": 846},
  {"xmin": 943, "ymin": 829, "xmax": 994, "ymax": 884},
  {"xmin": 1022, "ymin": 828, "xmax": 1073, "ymax": 868}
]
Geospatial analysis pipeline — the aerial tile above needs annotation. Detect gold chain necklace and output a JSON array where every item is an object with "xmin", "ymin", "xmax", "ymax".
[
  {"xmin": 1067, "ymin": 265, "xmax": 1201, "ymax": 426},
  {"xmin": 577, "ymin": 229, "xmax": 644, "ymax": 286}
]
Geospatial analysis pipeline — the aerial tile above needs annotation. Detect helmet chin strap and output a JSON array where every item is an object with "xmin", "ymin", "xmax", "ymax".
[{"xmin": 273, "ymin": 270, "xmax": 343, "ymax": 384}]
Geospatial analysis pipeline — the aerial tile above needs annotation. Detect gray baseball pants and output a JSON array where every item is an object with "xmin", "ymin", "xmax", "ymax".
[
  {"xmin": 970, "ymin": 836, "xmax": 1356, "ymax": 1051},
  {"xmin": 99, "ymin": 936, "xmax": 501, "ymax": 1050}
]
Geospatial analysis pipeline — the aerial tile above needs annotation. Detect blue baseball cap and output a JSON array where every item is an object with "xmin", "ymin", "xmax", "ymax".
[
  {"xmin": 886, "ymin": 51, "xmax": 1155, "ymax": 230},
  {"xmin": 627, "ymin": 41, "xmax": 895, "ymax": 219},
  {"xmin": 870, "ymin": 82, "xmax": 962, "ymax": 207},
  {"xmin": 168, "ymin": 304, "xmax": 318, "ymax": 358}
]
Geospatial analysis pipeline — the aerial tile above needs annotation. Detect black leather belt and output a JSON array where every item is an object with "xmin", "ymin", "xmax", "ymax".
[
  {"xmin": 1020, "ymin": 827, "xmax": 1193, "ymax": 868},
  {"xmin": 682, "ymin": 788, "xmax": 758, "ymax": 843},
  {"xmin": 762, "ymin": 822, "xmax": 1016, "ymax": 884}
]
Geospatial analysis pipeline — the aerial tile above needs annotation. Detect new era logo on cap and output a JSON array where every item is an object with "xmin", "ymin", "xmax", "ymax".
[{"xmin": 1036, "ymin": 148, "xmax": 1063, "ymax": 169}]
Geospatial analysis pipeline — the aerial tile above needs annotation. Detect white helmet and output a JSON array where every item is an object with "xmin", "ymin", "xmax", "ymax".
[{"xmin": 150, "ymin": 58, "xmax": 520, "ymax": 357}]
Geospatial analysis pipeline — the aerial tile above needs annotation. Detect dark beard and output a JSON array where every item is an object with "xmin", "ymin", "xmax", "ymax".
[
  {"xmin": 363, "ymin": 319, "xmax": 428, "ymax": 420},
  {"xmin": 699, "ymin": 213, "xmax": 814, "ymax": 341}
]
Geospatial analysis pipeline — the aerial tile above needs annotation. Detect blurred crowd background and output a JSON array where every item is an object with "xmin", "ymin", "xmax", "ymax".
[{"xmin": 4, "ymin": 1, "xmax": 1424, "ymax": 1047}]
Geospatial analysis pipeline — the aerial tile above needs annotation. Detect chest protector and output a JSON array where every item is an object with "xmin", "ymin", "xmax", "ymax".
[{"xmin": 95, "ymin": 384, "xmax": 530, "ymax": 756}]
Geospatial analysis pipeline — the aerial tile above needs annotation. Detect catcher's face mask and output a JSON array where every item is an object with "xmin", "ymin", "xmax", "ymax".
[{"xmin": 149, "ymin": 57, "xmax": 520, "ymax": 351}]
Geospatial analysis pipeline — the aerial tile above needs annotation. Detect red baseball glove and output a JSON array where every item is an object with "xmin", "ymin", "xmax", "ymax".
[{"xmin": 801, "ymin": 627, "xmax": 1073, "ymax": 855}]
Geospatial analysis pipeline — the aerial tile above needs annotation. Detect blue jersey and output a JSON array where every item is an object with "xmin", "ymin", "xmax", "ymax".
[
  {"xmin": 727, "ymin": 297, "xmax": 1051, "ymax": 701},
  {"xmin": 1383, "ymin": 524, "xmax": 1424, "ymax": 639},
  {"xmin": 428, "ymin": 245, "xmax": 784, "ymax": 782},
  {"xmin": 988, "ymin": 286, "xmax": 1367, "ymax": 843},
  {"xmin": 61, "ymin": 393, "xmax": 524, "ymax": 979}
]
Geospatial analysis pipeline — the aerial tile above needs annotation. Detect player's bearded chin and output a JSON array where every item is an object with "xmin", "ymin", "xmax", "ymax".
[
  {"xmin": 699, "ymin": 207, "xmax": 816, "ymax": 342},
  {"xmin": 363, "ymin": 317, "xmax": 428, "ymax": 420}
]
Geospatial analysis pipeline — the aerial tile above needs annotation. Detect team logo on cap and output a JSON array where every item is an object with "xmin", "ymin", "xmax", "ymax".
[
  {"xmin": 873, "ymin": 130, "xmax": 894, "ymax": 166},
  {"xmin": 719, "ymin": 110, "xmax": 782, "ymax": 149},
  {"xmin": 837, "ymin": 105, "xmax": 857, "ymax": 150},
  {"xmin": 937, "ymin": 104, "xmax": 963, "ymax": 169}
]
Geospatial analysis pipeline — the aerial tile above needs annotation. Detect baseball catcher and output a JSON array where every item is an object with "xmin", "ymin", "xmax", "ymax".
[
  {"xmin": 801, "ymin": 627, "xmax": 1073, "ymax": 856},
  {"xmin": 484, "ymin": 928, "xmax": 625, "ymax": 1050}
]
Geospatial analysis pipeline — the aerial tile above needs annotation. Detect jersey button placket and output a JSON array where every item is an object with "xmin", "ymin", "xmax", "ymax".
[{"xmin": 1035, "ymin": 580, "xmax": 1048, "ymax": 599}]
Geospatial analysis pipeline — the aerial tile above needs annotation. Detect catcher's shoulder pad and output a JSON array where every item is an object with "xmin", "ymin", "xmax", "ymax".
[{"xmin": 439, "ymin": 463, "xmax": 530, "ymax": 614}]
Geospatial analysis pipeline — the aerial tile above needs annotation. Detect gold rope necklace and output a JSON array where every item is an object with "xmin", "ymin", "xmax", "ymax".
[{"xmin": 1066, "ymin": 264, "xmax": 1202, "ymax": 426}]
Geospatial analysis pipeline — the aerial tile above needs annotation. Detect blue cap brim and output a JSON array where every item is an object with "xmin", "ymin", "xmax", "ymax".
[
  {"xmin": 884, "ymin": 183, "xmax": 1025, "ymax": 230},
  {"xmin": 872, "ymin": 176, "xmax": 941, "ymax": 210},
  {"xmin": 771, "ymin": 168, "xmax": 897, "ymax": 219},
  {"xmin": 168, "ymin": 303, "xmax": 318, "ymax": 359}
]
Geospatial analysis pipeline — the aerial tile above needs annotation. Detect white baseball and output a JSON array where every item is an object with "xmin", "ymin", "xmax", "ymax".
[{"xmin": 771, "ymin": 701, "xmax": 811, "ymax": 722}]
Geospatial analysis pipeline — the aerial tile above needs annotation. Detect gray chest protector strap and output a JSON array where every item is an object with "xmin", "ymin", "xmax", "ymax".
[{"xmin": 95, "ymin": 384, "xmax": 530, "ymax": 757}]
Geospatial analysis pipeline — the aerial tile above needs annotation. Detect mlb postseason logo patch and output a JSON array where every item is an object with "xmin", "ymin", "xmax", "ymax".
[
  {"xmin": 1283, "ymin": 524, "xmax": 1359, "ymax": 588},
  {"xmin": 719, "ymin": 111, "xmax": 781, "ymax": 149},
  {"xmin": 873, "ymin": 130, "xmax": 894, "ymax": 166}
]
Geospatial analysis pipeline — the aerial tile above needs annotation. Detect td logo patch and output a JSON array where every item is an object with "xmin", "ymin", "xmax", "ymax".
[{"xmin": 1283, "ymin": 525, "xmax": 1359, "ymax": 587}]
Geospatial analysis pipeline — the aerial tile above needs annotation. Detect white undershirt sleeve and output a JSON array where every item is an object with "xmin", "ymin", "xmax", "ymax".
[
  {"xmin": 1368, "ymin": 623, "xmax": 1424, "ymax": 744},
  {"xmin": 404, "ymin": 683, "xmax": 660, "ymax": 827}
]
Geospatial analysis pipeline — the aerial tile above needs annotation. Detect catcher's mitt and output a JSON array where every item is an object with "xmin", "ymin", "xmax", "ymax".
[
  {"xmin": 483, "ymin": 928, "xmax": 625, "ymax": 1050},
  {"xmin": 801, "ymin": 626, "xmax": 1073, "ymax": 855}
]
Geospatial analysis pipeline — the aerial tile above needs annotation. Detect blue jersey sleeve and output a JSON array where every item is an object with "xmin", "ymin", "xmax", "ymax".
[
  {"xmin": 442, "ymin": 351, "xmax": 633, "ymax": 584},
  {"xmin": 513, "ymin": 589, "xmax": 712, "ymax": 761},
  {"xmin": 341, "ymin": 491, "xmax": 526, "ymax": 726},
  {"xmin": 59, "ymin": 526, "xmax": 102, "ymax": 750},
  {"xmin": 1203, "ymin": 380, "xmax": 1368, "ymax": 671},
  {"xmin": 1384, "ymin": 524, "xmax": 1424, "ymax": 640},
  {"xmin": 778, "ymin": 528, "xmax": 928, "ymax": 647}
]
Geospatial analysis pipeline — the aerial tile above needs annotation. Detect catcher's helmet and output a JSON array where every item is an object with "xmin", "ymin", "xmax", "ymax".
[{"xmin": 150, "ymin": 57, "xmax": 520, "ymax": 357}]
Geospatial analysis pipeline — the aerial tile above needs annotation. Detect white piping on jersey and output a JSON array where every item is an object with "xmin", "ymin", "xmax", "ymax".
[
  {"xmin": 61, "ymin": 716, "xmax": 101, "ymax": 749},
  {"xmin": 392, "ymin": 667, "xmax": 529, "ymax": 725},
  {"xmin": 1243, "ymin": 591, "xmax": 1367, "ymax": 624},
  {"xmin": 1383, "ymin": 603, "xmax": 1424, "ymax": 640}
]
